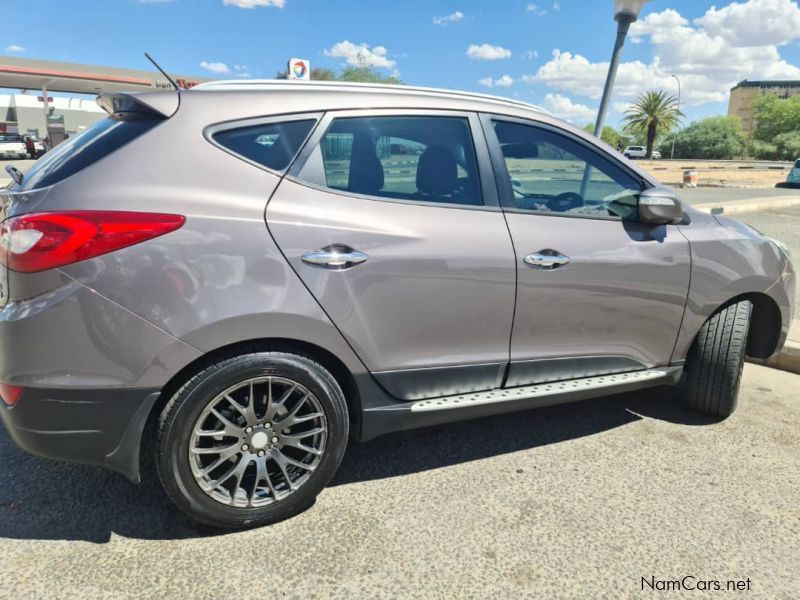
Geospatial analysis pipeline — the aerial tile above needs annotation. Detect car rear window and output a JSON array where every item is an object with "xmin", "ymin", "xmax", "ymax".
[
  {"xmin": 10, "ymin": 117, "xmax": 159, "ymax": 191},
  {"xmin": 212, "ymin": 119, "xmax": 317, "ymax": 172}
]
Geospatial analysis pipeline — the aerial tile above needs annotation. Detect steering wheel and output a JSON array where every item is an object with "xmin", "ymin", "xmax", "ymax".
[{"xmin": 548, "ymin": 192, "xmax": 584, "ymax": 212}]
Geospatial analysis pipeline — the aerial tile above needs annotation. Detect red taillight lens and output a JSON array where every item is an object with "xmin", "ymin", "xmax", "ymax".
[
  {"xmin": 0, "ymin": 383, "xmax": 23, "ymax": 407},
  {"xmin": 0, "ymin": 211, "xmax": 185, "ymax": 273}
]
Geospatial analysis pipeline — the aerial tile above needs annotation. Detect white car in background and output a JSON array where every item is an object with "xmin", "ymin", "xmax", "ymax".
[
  {"xmin": 623, "ymin": 145, "xmax": 661, "ymax": 159},
  {"xmin": 0, "ymin": 133, "xmax": 28, "ymax": 160}
]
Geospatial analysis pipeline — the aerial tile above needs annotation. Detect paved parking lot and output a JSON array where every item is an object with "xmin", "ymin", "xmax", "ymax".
[{"xmin": 0, "ymin": 364, "xmax": 797, "ymax": 598}]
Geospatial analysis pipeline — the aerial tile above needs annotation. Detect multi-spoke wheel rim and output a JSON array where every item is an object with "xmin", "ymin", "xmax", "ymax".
[{"xmin": 189, "ymin": 376, "xmax": 327, "ymax": 508}]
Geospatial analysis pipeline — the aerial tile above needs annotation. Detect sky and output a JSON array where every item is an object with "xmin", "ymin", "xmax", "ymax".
[{"xmin": 3, "ymin": 0, "xmax": 800, "ymax": 128}]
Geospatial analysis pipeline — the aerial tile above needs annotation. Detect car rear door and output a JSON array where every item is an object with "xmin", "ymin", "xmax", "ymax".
[
  {"xmin": 482, "ymin": 114, "xmax": 691, "ymax": 387},
  {"xmin": 267, "ymin": 110, "xmax": 516, "ymax": 400}
]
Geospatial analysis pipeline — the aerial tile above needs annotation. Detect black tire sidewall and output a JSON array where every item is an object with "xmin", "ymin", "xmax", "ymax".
[{"xmin": 158, "ymin": 353, "xmax": 348, "ymax": 528}]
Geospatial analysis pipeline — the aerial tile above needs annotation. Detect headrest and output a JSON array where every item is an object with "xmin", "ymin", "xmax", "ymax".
[{"xmin": 416, "ymin": 146, "xmax": 458, "ymax": 197}]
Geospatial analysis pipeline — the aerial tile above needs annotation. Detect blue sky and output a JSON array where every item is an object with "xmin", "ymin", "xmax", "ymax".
[{"xmin": 3, "ymin": 0, "xmax": 800, "ymax": 128}]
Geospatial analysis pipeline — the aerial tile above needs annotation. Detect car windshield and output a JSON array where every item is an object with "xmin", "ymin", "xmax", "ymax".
[
  {"xmin": 0, "ymin": 134, "xmax": 22, "ymax": 143},
  {"xmin": 795, "ymin": 159, "xmax": 800, "ymax": 168}
]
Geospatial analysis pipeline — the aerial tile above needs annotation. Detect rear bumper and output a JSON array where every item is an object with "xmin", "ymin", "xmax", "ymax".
[{"xmin": 0, "ymin": 386, "xmax": 160, "ymax": 482}]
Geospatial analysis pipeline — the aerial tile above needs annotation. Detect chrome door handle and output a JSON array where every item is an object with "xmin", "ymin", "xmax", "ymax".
[
  {"xmin": 523, "ymin": 251, "xmax": 570, "ymax": 270},
  {"xmin": 301, "ymin": 244, "xmax": 368, "ymax": 270}
]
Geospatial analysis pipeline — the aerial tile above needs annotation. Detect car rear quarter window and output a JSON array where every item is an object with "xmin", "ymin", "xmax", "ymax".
[
  {"xmin": 11, "ymin": 117, "xmax": 158, "ymax": 191},
  {"xmin": 212, "ymin": 119, "xmax": 317, "ymax": 172}
]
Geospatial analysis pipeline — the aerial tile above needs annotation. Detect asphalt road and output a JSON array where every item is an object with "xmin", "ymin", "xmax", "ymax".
[
  {"xmin": 738, "ymin": 205, "xmax": 800, "ymax": 316},
  {"xmin": 675, "ymin": 185, "xmax": 800, "ymax": 204},
  {"xmin": 0, "ymin": 363, "xmax": 797, "ymax": 598}
]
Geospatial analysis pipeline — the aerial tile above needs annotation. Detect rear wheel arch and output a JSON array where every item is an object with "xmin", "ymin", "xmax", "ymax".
[{"xmin": 142, "ymin": 338, "xmax": 362, "ymax": 469}]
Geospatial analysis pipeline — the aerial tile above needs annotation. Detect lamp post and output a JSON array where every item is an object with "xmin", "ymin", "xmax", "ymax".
[
  {"xmin": 669, "ymin": 74, "xmax": 681, "ymax": 159},
  {"xmin": 593, "ymin": 0, "xmax": 649, "ymax": 136}
]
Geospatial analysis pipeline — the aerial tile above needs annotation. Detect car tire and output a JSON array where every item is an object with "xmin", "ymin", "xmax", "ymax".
[
  {"xmin": 677, "ymin": 300, "xmax": 752, "ymax": 418},
  {"xmin": 624, "ymin": 153, "xmax": 631, "ymax": 159},
  {"xmin": 156, "ymin": 351, "xmax": 349, "ymax": 529}
]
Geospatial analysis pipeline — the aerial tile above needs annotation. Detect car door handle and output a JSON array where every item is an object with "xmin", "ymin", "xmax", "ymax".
[
  {"xmin": 301, "ymin": 244, "xmax": 368, "ymax": 270},
  {"xmin": 523, "ymin": 251, "xmax": 570, "ymax": 270}
]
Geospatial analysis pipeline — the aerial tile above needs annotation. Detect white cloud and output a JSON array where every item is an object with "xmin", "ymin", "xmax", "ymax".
[
  {"xmin": 223, "ymin": 0, "xmax": 285, "ymax": 7},
  {"xmin": 200, "ymin": 61, "xmax": 231, "ymax": 74},
  {"xmin": 542, "ymin": 94, "xmax": 596, "ymax": 124},
  {"xmin": 4, "ymin": 44, "xmax": 25, "ymax": 52},
  {"xmin": 522, "ymin": 50, "xmax": 539, "ymax": 60},
  {"xmin": 613, "ymin": 102, "xmax": 634, "ymax": 114},
  {"xmin": 526, "ymin": 3, "xmax": 547, "ymax": 16},
  {"xmin": 324, "ymin": 41, "xmax": 396, "ymax": 69},
  {"xmin": 433, "ymin": 11, "xmax": 464, "ymax": 26},
  {"xmin": 478, "ymin": 75, "xmax": 514, "ymax": 88},
  {"xmin": 467, "ymin": 44, "xmax": 512, "ymax": 60},
  {"xmin": 695, "ymin": 0, "xmax": 800, "ymax": 47},
  {"xmin": 527, "ymin": 2, "xmax": 800, "ymax": 108}
]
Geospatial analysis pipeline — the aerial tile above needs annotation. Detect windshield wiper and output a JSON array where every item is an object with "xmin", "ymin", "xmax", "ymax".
[{"xmin": 5, "ymin": 165, "xmax": 23, "ymax": 185}]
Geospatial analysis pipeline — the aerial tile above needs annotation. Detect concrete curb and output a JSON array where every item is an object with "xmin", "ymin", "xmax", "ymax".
[
  {"xmin": 693, "ymin": 195, "xmax": 800, "ymax": 215},
  {"xmin": 748, "ymin": 343, "xmax": 800, "ymax": 376}
]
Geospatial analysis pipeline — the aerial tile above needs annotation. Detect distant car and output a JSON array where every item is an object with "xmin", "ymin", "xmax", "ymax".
[
  {"xmin": 0, "ymin": 134, "xmax": 28, "ymax": 160},
  {"xmin": 623, "ymin": 146, "xmax": 661, "ymax": 159},
  {"xmin": 787, "ymin": 158, "xmax": 800, "ymax": 188},
  {"xmin": 22, "ymin": 135, "xmax": 46, "ymax": 159}
]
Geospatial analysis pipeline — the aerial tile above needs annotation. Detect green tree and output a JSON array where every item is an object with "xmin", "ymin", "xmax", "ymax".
[
  {"xmin": 338, "ymin": 65, "xmax": 402, "ymax": 84},
  {"xmin": 659, "ymin": 116, "xmax": 745, "ymax": 160},
  {"xmin": 275, "ymin": 64, "xmax": 401, "ymax": 84},
  {"xmin": 752, "ymin": 95, "xmax": 800, "ymax": 142},
  {"xmin": 310, "ymin": 67, "xmax": 337, "ymax": 81},
  {"xmin": 622, "ymin": 90, "xmax": 683, "ymax": 159},
  {"xmin": 750, "ymin": 131, "xmax": 800, "ymax": 161},
  {"xmin": 582, "ymin": 124, "xmax": 623, "ymax": 148}
]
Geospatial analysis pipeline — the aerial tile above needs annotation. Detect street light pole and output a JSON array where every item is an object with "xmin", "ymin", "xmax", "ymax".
[
  {"xmin": 581, "ymin": 1, "xmax": 647, "ymax": 197},
  {"xmin": 593, "ymin": 14, "xmax": 637, "ymax": 136},
  {"xmin": 670, "ymin": 74, "xmax": 681, "ymax": 159}
]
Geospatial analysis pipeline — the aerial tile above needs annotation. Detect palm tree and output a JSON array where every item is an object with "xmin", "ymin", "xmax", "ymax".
[{"xmin": 622, "ymin": 90, "xmax": 683, "ymax": 159}]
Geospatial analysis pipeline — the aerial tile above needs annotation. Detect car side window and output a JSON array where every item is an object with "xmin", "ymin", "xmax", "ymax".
[
  {"xmin": 492, "ymin": 120, "xmax": 642, "ymax": 220},
  {"xmin": 297, "ymin": 116, "xmax": 483, "ymax": 206},
  {"xmin": 213, "ymin": 119, "xmax": 317, "ymax": 172}
]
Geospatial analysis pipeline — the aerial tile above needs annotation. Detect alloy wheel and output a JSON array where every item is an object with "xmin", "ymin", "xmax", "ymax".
[{"xmin": 188, "ymin": 376, "xmax": 327, "ymax": 508}]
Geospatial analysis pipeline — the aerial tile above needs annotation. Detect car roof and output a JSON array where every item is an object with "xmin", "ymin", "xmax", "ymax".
[{"xmin": 192, "ymin": 79, "xmax": 551, "ymax": 116}]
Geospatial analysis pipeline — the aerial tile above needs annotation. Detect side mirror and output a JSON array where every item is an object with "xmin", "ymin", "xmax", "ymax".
[{"xmin": 638, "ymin": 187, "xmax": 684, "ymax": 225}]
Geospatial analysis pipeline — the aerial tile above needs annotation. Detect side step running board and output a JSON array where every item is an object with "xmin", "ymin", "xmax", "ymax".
[
  {"xmin": 360, "ymin": 367, "xmax": 683, "ymax": 440},
  {"xmin": 411, "ymin": 368, "xmax": 674, "ymax": 412}
]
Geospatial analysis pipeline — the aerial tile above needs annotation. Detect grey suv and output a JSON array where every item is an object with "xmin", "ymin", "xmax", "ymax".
[{"xmin": 0, "ymin": 82, "xmax": 795, "ymax": 528}]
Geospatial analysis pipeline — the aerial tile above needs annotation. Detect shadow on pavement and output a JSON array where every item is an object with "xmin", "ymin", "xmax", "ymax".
[{"xmin": 0, "ymin": 386, "xmax": 715, "ymax": 543}]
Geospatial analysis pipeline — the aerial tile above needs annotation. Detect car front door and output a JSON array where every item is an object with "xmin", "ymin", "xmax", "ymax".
[
  {"xmin": 267, "ymin": 110, "xmax": 516, "ymax": 400},
  {"xmin": 482, "ymin": 115, "xmax": 691, "ymax": 387}
]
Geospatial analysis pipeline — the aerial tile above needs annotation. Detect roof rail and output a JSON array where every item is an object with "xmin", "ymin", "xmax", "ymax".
[{"xmin": 192, "ymin": 79, "xmax": 550, "ymax": 115}]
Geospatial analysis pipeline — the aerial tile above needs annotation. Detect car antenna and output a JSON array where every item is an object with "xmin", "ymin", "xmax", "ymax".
[{"xmin": 144, "ymin": 52, "xmax": 181, "ymax": 91}]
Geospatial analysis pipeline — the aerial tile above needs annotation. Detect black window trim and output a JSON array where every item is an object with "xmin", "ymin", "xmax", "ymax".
[
  {"xmin": 479, "ymin": 112, "xmax": 651, "ymax": 222},
  {"xmin": 203, "ymin": 111, "xmax": 324, "ymax": 176},
  {"xmin": 286, "ymin": 108, "xmax": 500, "ymax": 210}
]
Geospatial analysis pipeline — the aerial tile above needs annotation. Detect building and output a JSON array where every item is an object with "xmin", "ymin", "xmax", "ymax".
[
  {"xmin": 0, "ymin": 93, "xmax": 105, "ymax": 138},
  {"xmin": 0, "ymin": 55, "xmax": 211, "ymax": 141},
  {"xmin": 728, "ymin": 79, "xmax": 800, "ymax": 134}
]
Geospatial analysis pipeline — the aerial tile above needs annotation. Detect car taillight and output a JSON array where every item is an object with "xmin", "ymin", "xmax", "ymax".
[
  {"xmin": 0, "ymin": 211, "xmax": 185, "ymax": 273},
  {"xmin": 0, "ymin": 383, "xmax": 23, "ymax": 407}
]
